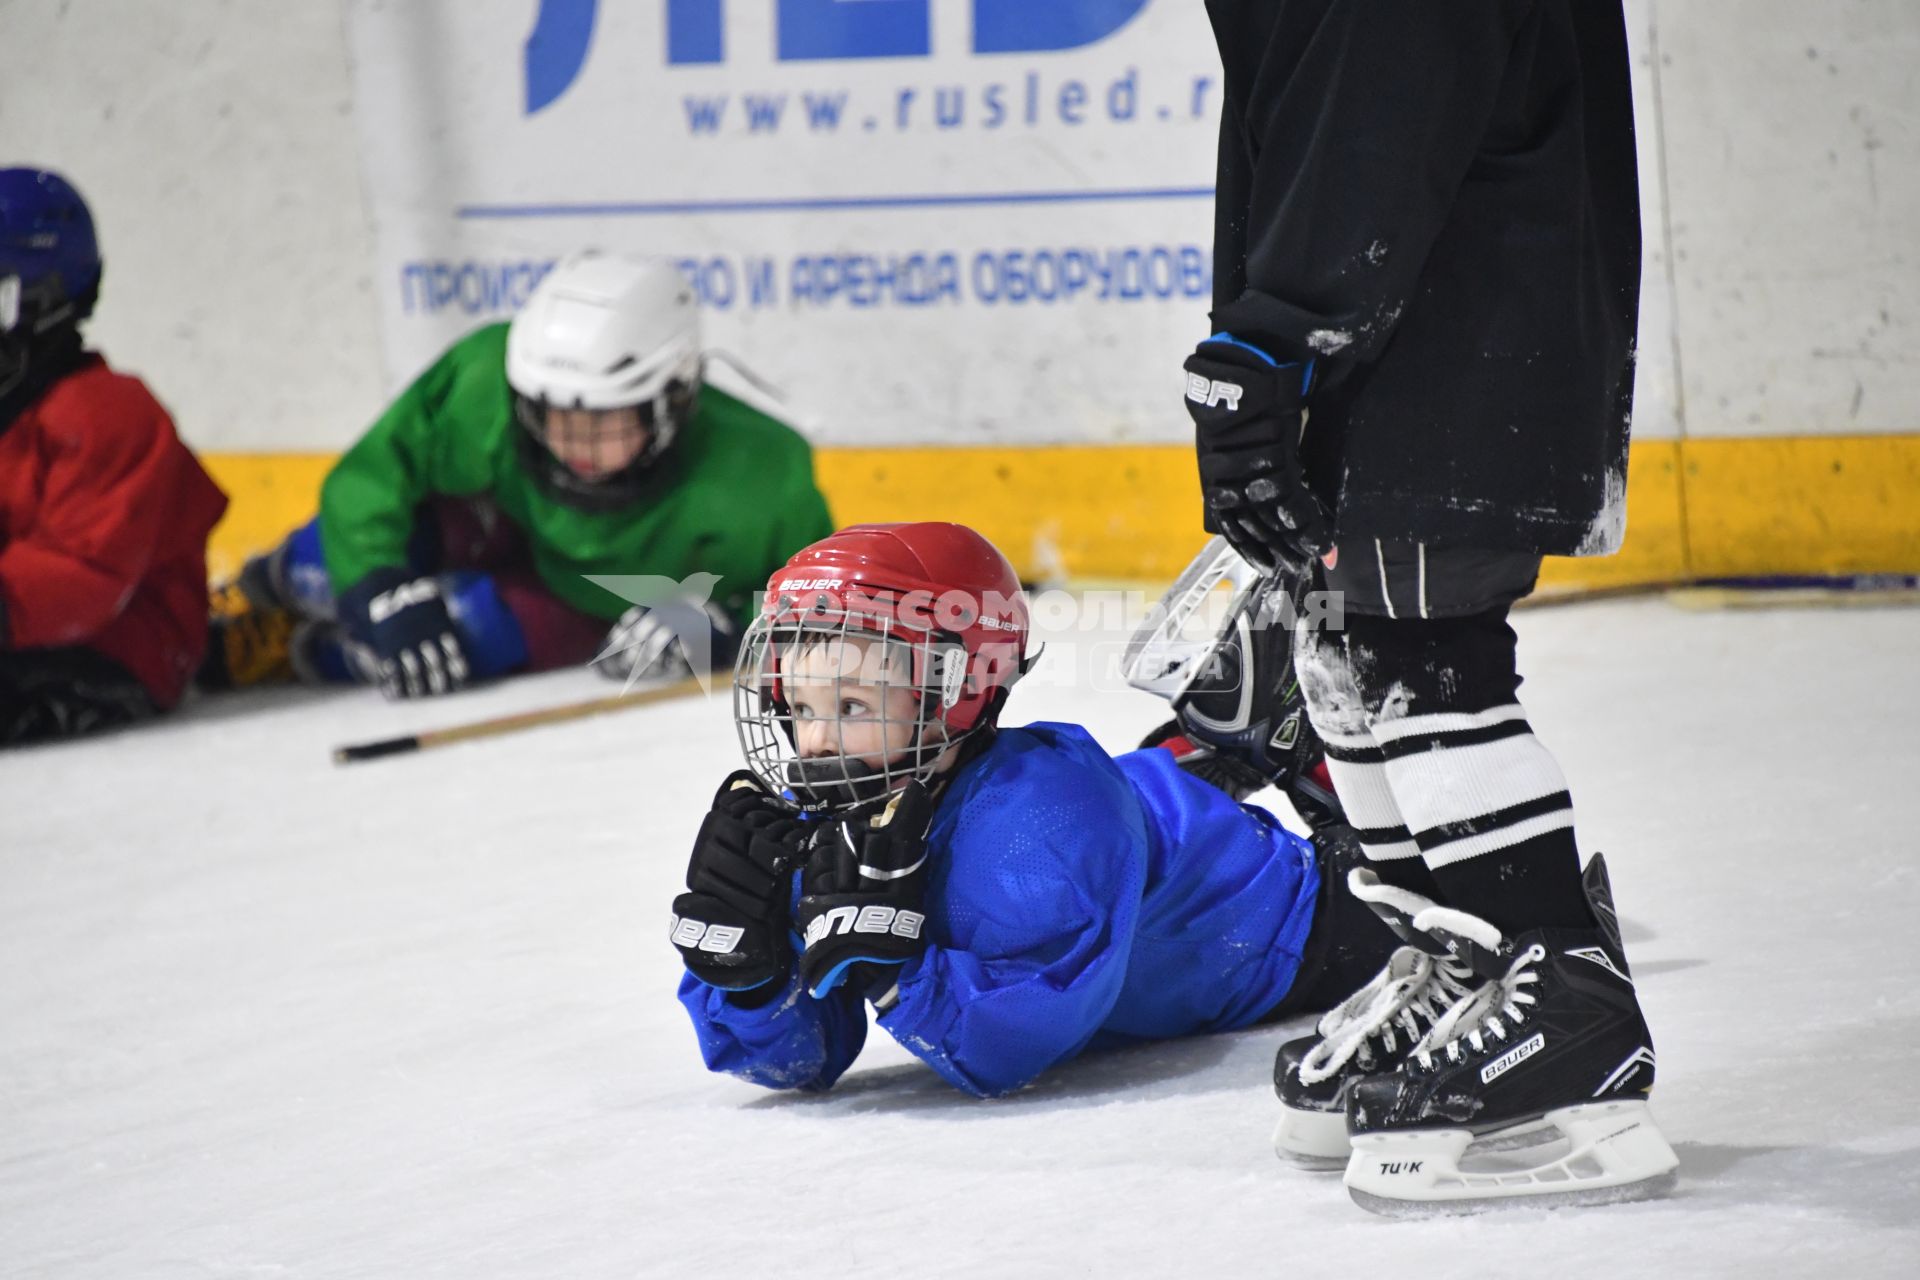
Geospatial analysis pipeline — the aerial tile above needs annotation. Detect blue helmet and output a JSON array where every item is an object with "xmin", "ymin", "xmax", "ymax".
[{"xmin": 0, "ymin": 167, "xmax": 102, "ymax": 337}]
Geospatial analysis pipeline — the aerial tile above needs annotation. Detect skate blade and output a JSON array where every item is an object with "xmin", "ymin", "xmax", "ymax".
[
  {"xmin": 1343, "ymin": 1100, "xmax": 1679, "ymax": 1217},
  {"xmin": 1463, "ymin": 1116, "xmax": 1559, "ymax": 1154},
  {"xmin": 1349, "ymin": 1169, "xmax": 1680, "ymax": 1219},
  {"xmin": 1272, "ymin": 1107, "xmax": 1350, "ymax": 1171}
]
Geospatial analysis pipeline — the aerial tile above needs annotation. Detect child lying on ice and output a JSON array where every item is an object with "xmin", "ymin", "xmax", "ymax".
[{"xmin": 670, "ymin": 522, "xmax": 1394, "ymax": 1098}]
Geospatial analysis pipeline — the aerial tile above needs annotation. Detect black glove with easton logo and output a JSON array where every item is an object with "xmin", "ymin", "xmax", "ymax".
[{"xmin": 337, "ymin": 568, "xmax": 471, "ymax": 700}]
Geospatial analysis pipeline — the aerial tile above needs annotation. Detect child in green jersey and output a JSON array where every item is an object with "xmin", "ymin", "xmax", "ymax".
[{"xmin": 202, "ymin": 251, "xmax": 833, "ymax": 699}]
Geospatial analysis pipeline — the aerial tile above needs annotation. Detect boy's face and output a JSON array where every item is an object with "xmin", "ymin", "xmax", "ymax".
[
  {"xmin": 783, "ymin": 633, "xmax": 931, "ymax": 775},
  {"xmin": 542, "ymin": 404, "xmax": 651, "ymax": 479}
]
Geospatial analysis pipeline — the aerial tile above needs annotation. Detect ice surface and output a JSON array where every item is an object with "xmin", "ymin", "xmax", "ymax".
[{"xmin": 4, "ymin": 600, "xmax": 1918, "ymax": 1278}]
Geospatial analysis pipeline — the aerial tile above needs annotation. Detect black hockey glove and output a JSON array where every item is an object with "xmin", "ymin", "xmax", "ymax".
[
  {"xmin": 671, "ymin": 771, "xmax": 813, "ymax": 996},
  {"xmin": 795, "ymin": 781, "xmax": 936, "ymax": 1002},
  {"xmin": 591, "ymin": 599, "xmax": 741, "ymax": 685},
  {"xmin": 337, "ymin": 568, "xmax": 471, "ymax": 700},
  {"xmin": 1184, "ymin": 338, "xmax": 1332, "ymax": 575}
]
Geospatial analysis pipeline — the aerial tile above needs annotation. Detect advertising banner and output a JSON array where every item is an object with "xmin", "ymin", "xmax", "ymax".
[{"xmin": 348, "ymin": 0, "xmax": 1224, "ymax": 446}]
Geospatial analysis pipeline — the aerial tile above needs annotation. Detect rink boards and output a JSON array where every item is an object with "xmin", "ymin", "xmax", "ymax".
[{"xmin": 199, "ymin": 432, "xmax": 1920, "ymax": 591}]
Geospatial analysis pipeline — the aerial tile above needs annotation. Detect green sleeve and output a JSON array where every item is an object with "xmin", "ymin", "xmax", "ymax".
[
  {"xmin": 727, "ymin": 430, "xmax": 835, "ymax": 626},
  {"xmin": 319, "ymin": 325, "xmax": 508, "ymax": 592},
  {"xmin": 775, "ymin": 464, "xmax": 835, "ymax": 570},
  {"xmin": 671, "ymin": 390, "xmax": 836, "ymax": 626}
]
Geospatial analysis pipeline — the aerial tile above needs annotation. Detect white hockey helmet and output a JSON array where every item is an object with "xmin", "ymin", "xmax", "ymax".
[{"xmin": 506, "ymin": 250, "xmax": 702, "ymax": 506}]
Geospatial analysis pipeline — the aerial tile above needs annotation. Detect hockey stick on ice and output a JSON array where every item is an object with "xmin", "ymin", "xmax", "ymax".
[{"xmin": 331, "ymin": 677, "xmax": 706, "ymax": 765}]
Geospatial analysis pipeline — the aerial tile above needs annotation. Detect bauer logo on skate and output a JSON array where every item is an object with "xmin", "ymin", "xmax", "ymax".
[{"xmin": 1480, "ymin": 1031, "xmax": 1547, "ymax": 1085}]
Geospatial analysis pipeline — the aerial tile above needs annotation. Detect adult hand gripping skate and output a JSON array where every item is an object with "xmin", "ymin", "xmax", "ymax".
[
  {"xmin": 795, "ymin": 781, "xmax": 936, "ymax": 1003},
  {"xmin": 1183, "ymin": 337, "xmax": 1331, "ymax": 576},
  {"xmin": 1340, "ymin": 856, "xmax": 1679, "ymax": 1215},
  {"xmin": 337, "ymin": 568, "xmax": 471, "ymax": 700},
  {"xmin": 670, "ymin": 771, "xmax": 813, "ymax": 996}
]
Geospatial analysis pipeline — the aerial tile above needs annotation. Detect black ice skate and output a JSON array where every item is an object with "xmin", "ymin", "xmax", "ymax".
[
  {"xmin": 1342, "ymin": 856, "xmax": 1678, "ymax": 1215},
  {"xmin": 1270, "ymin": 866, "xmax": 1478, "ymax": 1168}
]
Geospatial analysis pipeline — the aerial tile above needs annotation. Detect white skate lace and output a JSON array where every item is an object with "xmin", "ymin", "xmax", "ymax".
[
  {"xmin": 1412, "ymin": 943, "xmax": 1549, "ymax": 1069},
  {"xmin": 1296, "ymin": 947, "xmax": 1478, "ymax": 1087}
]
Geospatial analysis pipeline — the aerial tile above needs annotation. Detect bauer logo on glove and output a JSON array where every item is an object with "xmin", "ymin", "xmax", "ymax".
[
  {"xmin": 1182, "ymin": 336, "xmax": 1332, "ymax": 575},
  {"xmin": 1185, "ymin": 373, "xmax": 1245, "ymax": 411},
  {"xmin": 669, "ymin": 771, "xmax": 814, "ymax": 993},
  {"xmin": 669, "ymin": 913, "xmax": 747, "ymax": 956},
  {"xmin": 801, "ymin": 903, "xmax": 926, "ymax": 946},
  {"xmin": 795, "ymin": 781, "xmax": 937, "ymax": 999}
]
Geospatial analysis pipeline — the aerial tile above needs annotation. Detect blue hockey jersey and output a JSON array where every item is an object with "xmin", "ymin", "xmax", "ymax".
[{"xmin": 677, "ymin": 722, "xmax": 1320, "ymax": 1098}]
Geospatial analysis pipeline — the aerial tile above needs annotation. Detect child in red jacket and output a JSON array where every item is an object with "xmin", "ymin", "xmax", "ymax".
[{"xmin": 0, "ymin": 168, "xmax": 226, "ymax": 745}]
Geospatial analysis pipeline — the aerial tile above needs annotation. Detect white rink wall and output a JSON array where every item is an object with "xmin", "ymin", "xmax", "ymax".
[
  {"xmin": 1653, "ymin": 0, "xmax": 1920, "ymax": 437},
  {"xmin": 0, "ymin": 1, "xmax": 387, "ymax": 452},
  {"xmin": 3, "ymin": 0, "xmax": 1915, "ymax": 452}
]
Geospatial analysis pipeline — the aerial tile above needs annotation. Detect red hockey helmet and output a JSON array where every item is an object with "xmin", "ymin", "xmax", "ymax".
[{"xmin": 734, "ymin": 523, "xmax": 1032, "ymax": 812}]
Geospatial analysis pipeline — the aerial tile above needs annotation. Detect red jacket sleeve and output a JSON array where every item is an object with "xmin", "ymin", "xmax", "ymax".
[{"xmin": 0, "ymin": 377, "xmax": 196, "ymax": 650}]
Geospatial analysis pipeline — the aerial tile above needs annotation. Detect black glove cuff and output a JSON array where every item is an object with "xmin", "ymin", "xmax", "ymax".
[
  {"xmin": 721, "ymin": 957, "xmax": 794, "ymax": 1009},
  {"xmin": 1186, "ymin": 343, "xmax": 1309, "ymax": 419}
]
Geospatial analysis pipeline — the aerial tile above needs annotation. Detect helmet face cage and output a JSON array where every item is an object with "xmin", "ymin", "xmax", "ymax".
[
  {"xmin": 0, "ymin": 270, "xmax": 93, "ymax": 403},
  {"xmin": 0, "ymin": 276, "xmax": 22, "ymax": 400},
  {"xmin": 733, "ymin": 601, "xmax": 970, "ymax": 815},
  {"xmin": 510, "ymin": 377, "xmax": 697, "ymax": 511}
]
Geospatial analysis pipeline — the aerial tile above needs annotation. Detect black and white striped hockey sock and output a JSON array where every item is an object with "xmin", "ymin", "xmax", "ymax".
[
  {"xmin": 1373, "ymin": 702, "xmax": 1589, "ymax": 932},
  {"xmin": 1320, "ymin": 731, "xmax": 1427, "ymax": 876},
  {"xmin": 1342, "ymin": 610, "xmax": 1591, "ymax": 933},
  {"xmin": 1294, "ymin": 618, "xmax": 1443, "ymax": 901}
]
